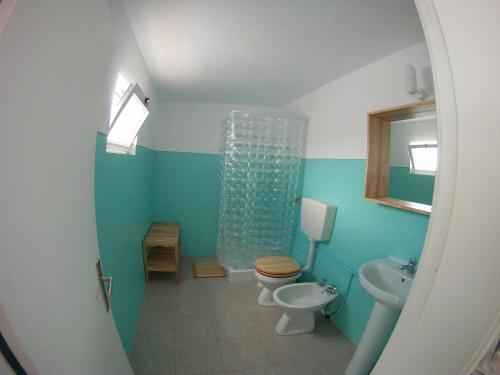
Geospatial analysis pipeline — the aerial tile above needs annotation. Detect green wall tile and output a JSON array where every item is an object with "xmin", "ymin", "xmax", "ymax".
[
  {"xmin": 94, "ymin": 133, "xmax": 154, "ymax": 355},
  {"xmin": 292, "ymin": 159, "xmax": 429, "ymax": 344},
  {"xmin": 388, "ymin": 166, "xmax": 435, "ymax": 205},
  {"xmin": 152, "ymin": 151, "xmax": 220, "ymax": 257},
  {"xmin": 95, "ymin": 140, "xmax": 430, "ymax": 352}
]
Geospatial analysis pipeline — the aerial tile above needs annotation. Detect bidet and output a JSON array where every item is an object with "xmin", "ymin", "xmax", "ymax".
[{"xmin": 273, "ymin": 282, "xmax": 338, "ymax": 335}]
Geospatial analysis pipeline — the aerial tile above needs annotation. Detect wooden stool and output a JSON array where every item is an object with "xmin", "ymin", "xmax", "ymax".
[{"xmin": 142, "ymin": 223, "xmax": 181, "ymax": 284}]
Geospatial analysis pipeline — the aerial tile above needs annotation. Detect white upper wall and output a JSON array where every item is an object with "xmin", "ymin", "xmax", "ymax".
[
  {"xmin": 154, "ymin": 102, "xmax": 279, "ymax": 153},
  {"xmin": 153, "ymin": 43, "xmax": 432, "ymax": 156},
  {"xmin": 101, "ymin": 0, "xmax": 159, "ymax": 149},
  {"xmin": 122, "ymin": 0, "xmax": 424, "ymax": 106},
  {"xmin": 285, "ymin": 42, "xmax": 433, "ymax": 159}
]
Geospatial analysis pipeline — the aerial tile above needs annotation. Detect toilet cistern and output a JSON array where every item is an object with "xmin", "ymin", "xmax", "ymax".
[{"xmin": 300, "ymin": 198, "xmax": 336, "ymax": 273}]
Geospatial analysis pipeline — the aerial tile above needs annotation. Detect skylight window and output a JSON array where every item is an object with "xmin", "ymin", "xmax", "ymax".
[
  {"xmin": 107, "ymin": 74, "xmax": 149, "ymax": 155},
  {"xmin": 110, "ymin": 73, "xmax": 130, "ymax": 123},
  {"xmin": 408, "ymin": 142, "xmax": 438, "ymax": 175}
]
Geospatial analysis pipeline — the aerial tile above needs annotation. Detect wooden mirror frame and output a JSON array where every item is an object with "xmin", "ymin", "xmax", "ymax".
[{"xmin": 364, "ymin": 99, "xmax": 436, "ymax": 215}]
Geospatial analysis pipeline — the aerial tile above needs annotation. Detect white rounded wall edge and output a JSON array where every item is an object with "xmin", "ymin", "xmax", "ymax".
[
  {"xmin": 373, "ymin": 0, "xmax": 458, "ymax": 368},
  {"xmin": 0, "ymin": 2, "xmax": 133, "ymax": 374},
  {"xmin": 0, "ymin": 0, "xmax": 17, "ymax": 37},
  {"xmin": 0, "ymin": 305, "xmax": 38, "ymax": 375},
  {"xmin": 373, "ymin": 1, "xmax": 500, "ymax": 374}
]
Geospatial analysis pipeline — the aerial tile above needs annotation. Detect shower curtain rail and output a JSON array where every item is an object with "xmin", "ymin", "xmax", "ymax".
[{"xmin": 229, "ymin": 110, "xmax": 309, "ymax": 122}]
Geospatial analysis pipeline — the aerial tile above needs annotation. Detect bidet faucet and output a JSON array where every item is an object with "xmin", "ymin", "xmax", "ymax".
[
  {"xmin": 322, "ymin": 286, "xmax": 337, "ymax": 295},
  {"xmin": 399, "ymin": 257, "xmax": 417, "ymax": 275},
  {"xmin": 317, "ymin": 278, "xmax": 328, "ymax": 287}
]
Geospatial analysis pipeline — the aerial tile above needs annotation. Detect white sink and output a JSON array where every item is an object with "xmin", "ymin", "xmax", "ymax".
[
  {"xmin": 346, "ymin": 257, "xmax": 416, "ymax": 375},
  {"xmin": 359, "ymin": 257, "xmax": 414, "ymax": 310}
]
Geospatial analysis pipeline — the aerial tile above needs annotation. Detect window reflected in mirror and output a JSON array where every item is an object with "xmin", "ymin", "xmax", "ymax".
[
  {"xmin": 364, "ymin": 99, "xmax": 436, "ymax": 215},
  {"xmin": 388, "ymin": 117, "xmax": 438, "ymax": 206}
]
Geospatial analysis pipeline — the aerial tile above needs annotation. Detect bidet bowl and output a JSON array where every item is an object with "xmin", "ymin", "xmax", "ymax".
[
  {"xmin": 272, "ymin": 282, "xmax": 338, "ymax": 335},
  {"xmin": 273, "ymin": 282, "xmax": 337, "ymax": 313}
]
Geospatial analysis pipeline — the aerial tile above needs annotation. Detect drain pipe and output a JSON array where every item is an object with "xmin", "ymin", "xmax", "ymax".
[
  {"xmin": 301, "ymin": 238, "xmax": 317, "ymax": 273},
  {"xmin": 321, "ymin": 271, "xmax": 354, "ymax": 319}
]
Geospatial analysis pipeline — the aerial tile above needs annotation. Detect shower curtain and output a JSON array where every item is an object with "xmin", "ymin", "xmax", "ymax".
[{"xmin": 217, "ymin": 111, "xmax": 307, "ymax": 270}]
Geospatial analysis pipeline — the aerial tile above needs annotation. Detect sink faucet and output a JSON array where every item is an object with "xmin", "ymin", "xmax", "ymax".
[
  {"xmin": 316, "ymin": 279, "xmax": 338, "ymax": 295},
  {"xmin": 399, "ymin": 257, "xmax": 417, "ymax": 275}
]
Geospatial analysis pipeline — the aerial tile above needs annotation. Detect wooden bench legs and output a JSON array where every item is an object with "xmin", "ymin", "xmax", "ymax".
[
  {"xmin": 142, "ymin": 223, "xmax": 181, "ymax": 284},
  {"xmin": 142, "ymin": 244, "xmax": 181, "ymax": 283},
  {"xmin": 142, "ymin": 243, "xmax": 150, "ymax": 282},
  {"xmin": 175, "ymin": 241, "xmax": 180, "ymax": 284}
]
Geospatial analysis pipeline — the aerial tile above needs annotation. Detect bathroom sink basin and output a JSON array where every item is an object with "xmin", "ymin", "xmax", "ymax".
[
  {"xmin": 359, "ymin": 257, "xmax": 414, "ymax": 311},
  {"xmin": 347, "ymin": 258, "xmax": 415, "ymax": 375}
]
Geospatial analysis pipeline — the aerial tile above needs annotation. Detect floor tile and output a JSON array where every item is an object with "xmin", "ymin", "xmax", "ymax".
[
  {"xmin": 212, "ymin": 309, "xmax": 272, "ymax": 340},
  {"xmin": 315, "ymin": 349, "xmax": 355, "ymax": 375},
  {"xmin": 297, "ymin": 319, "xmax": 355, "ymax": 362},
  {"xmin": 174, "ymin": 340, "xmax": 224, "ymax": 375},
  {"xmin": 227, "ymin": 367, "xmax": 277, "ymax": 375},
  {"xmin": 219, "ymin": 337, "xmax": 273, "ymax": 372},
  {"xmin": 173, "ymin": 311, "xmax": 216, "ymax": 342},
  {"xmin": 130, "ymin": 256, "xmax": 355, "ymax": 375},
  {"xmin": 261, "ymin": 334, "xmax": 316, "ymax": 366},
  {"xmin": 273, "ymin": 359, "xmax": 330, "ymax": 375},
  {"xmin": 130, "ymin": 342, "xmax": 176, "ymax": 375}
]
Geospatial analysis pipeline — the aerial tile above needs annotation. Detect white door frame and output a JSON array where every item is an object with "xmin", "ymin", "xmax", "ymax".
[
  {"xmin": 374, "ymin": 1, "xmax": 500, "ymax": 374},
  {"xmin": 373, "ymin": 0, "xmax": 458, "ymax": 369}
]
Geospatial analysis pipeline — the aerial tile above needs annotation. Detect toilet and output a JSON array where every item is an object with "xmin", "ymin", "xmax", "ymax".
[
  {"xmin": 254, "ymin": 198, "xmax": 337, "ymax": 306},
  {"xmin": 254, "ymin": 256, "xmax": 302, "ymax": 306},
  {"xmin": 273, "ymin": 282, "xmax": 338, "ymax": 335}
]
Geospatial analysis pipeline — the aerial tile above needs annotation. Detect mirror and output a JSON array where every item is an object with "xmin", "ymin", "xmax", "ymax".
[
  {"xmin": 388, "ymin": 117, "xmax": 437, "ymax": 205},
  {"xmin": 365, "ymin": 100, "xmax": 436, "ymax": 215}
]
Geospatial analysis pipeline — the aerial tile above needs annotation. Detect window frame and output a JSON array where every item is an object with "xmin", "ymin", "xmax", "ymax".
[
  {"xmin": 408, "ymin": 142, "xmax": 438, "ymax": 176},
  {"xmin": 106, "ymin": 83, "xmax": 149, "ymax": 155}
]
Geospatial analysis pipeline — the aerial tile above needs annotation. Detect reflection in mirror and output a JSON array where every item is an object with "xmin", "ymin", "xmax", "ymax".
[{"xmin": 388, "ymin": 117, "xmax": 437, "ymax": 205}]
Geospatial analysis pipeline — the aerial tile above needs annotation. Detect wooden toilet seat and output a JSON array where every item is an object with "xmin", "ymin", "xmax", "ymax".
[{"xmin": 255, "ymin": 256, "xmax": 301, "ymax": 278}]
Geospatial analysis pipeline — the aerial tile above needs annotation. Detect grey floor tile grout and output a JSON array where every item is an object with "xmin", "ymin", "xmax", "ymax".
[{"xmin": 130, "ymin": 256, "xmax": 354, "ymax": 375}]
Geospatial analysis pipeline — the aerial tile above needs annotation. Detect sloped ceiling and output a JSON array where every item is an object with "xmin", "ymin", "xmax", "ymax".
[{"xmin": 122, "ymin": 0, "xmax": 425, "ymax": 106}]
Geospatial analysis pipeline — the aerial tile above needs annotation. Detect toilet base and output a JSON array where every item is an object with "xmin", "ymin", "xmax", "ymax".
[
  {"xmin": 254, "ymin": 270, "xmax": 301, "ymax": 307},
  {"xmin": 275, "ymin": 311, "xmax": 315, "ymax": 335},
  {"xmin": 257, "ymin": 287, "xmax": 275, "ymax": 306}
]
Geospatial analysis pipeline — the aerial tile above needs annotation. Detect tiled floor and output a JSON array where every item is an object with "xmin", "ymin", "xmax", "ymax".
[{"xmin": 130, "ymin": 257, "xmax": 355, "ymax": 375}]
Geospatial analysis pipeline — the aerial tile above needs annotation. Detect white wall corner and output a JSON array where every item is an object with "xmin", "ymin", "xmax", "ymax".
[{"xmin": 284, "ymin": 42, "xmax": 433, "ymax": 159}]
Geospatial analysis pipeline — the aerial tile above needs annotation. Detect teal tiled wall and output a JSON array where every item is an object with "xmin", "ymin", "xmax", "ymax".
[
  {"xmin": 292, "ymin": 159, "xmax": 429, "ymax": 344},
  {"xmin": 152, "ymin": 151, "xmax": 220, "ymax": 257},
  {"xmin": 95, "ymin": 139, "xmax": 430, "ymax": 350},
  {"xmin": 95, "ymin": 144, "xmax": 219, "ymax": 354},
  {"xmin": 388, "ymin": 166, "xmax": 435, "ymax": 205},
  {"xmin": 94, "ymin": 133, "xmax": 154, "ymax": 354}
]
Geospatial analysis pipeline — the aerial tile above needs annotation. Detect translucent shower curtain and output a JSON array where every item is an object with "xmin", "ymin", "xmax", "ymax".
[{"xmin": 217, "ymin": 111, "xmax": 307, "ymax": 270}]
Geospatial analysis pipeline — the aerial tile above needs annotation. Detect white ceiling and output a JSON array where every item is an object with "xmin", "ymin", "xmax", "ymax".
[{"xmin": 122, "ymin": 0, "xmax": 425, "ymax": 106}]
